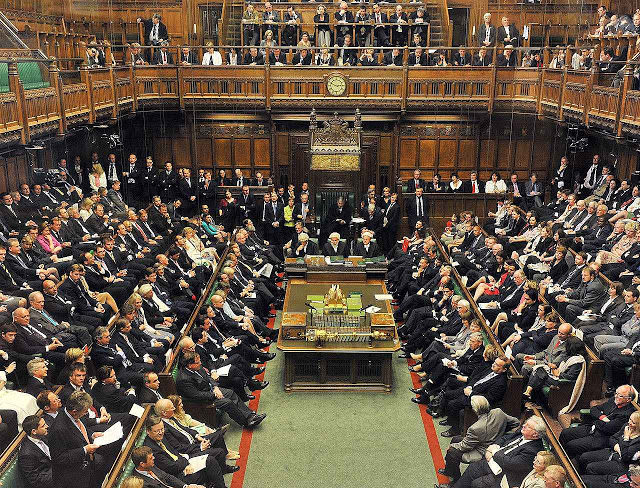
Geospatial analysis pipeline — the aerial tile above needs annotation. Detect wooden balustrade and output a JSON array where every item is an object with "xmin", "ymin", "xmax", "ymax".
[{"xmin": 5, "ymin": 56, "xmax": 640, "ymax": 144}]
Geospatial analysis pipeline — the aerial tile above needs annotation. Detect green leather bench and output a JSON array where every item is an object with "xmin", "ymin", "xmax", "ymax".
[{"xmin": 0, "ymin": 61, "xmax": 50, "ymax": 92}]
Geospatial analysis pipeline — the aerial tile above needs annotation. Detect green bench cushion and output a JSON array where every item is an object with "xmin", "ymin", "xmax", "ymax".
[
  {"xmin": 0, "ymin": 455, "xmax": 26, "ymax": 488},
  {"xmin": 0, "ymin": 62, "xmax": 50, "ymax": 91}
]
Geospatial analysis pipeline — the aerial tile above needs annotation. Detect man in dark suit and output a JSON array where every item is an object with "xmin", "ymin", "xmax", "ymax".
[
  {"xmin": 496, "ymin": 46, "xmax": 517, "ymax": 67},
  {"xmin": 157, "ymin": 162, "xmax": 178, "ymax": 201},
  {"xmin": 508, "ymin": 173, "xmax": 526, "ymax": 208},
  {"xmin": 42, "ymin": 279, "xmax": 103, "ymax": 333},
  {"xmin": 406, "ymin": 169, "xmax": 426, "ymax": 193},
  {"xmin": 322, "ymin": 232, "xmax": 347, "ymax": 257},
  {"xmin": 18, "ymin": 415, "xmax": 52, "ymax": 488},
  {"xmin": 91, "ymin": 365, "xmax": 137, "ymax": 413},
  {"xmin": 138, "ymin": 371, "xmax": 163, "ymax": 404},
  {"xmin": 243, "ymin": 47, "xmax": 264, "ymax": 65},
  {"xmin": 152, "ymin": 42, "xmax": 174, "ymax": 65},
  {"xmin": 407, "ymin": 187, "xmax": 428, "ymax": 229},
  {"xmin": 389, "ymin": 4, "xmax": 409, "ymax": 46},
  {"xmin": 122, "ymin": 153, "xmax": 142, "ymax": 208},
  {"xmin": 237, "ymin": 185, "xmax": 255, "ymax": 224},
  {"xmin": 324, "ymin": 197, "xmax": 352, "ymax": 240},
  {"xmin": 58, "ymin": 265, "xmax": 111, "ymax": 326},
  {"xmin": 92, "ymin": 326, "xmax": 145, "ymax": 388},
  {"xmin": 463, "ymin": 171, "xmax": 484, "ymax": 193},
  {"xmin": 354, "ymin": 232, "xmax": 381, "ymax": 258},
  {"xmin": 436, "ymin": 356, "xmax": 509, "ymax": 436},
  {"xmin": 524, "ymin": 173, "xmax": 544, "ymax": 207},
  {"xmin": 448, "ymin": 415, "xmax": 546, "ymax": 488},
  {"xmin": 453, "ymin": 48, "xmax": 473, "ymax": 66},
  {"xmin": 383, "ymin": 48, "xmax": 404, "ymax": 66},
  {"xmin": 178, "ymin": 168, "xmax": 197, "ymax": 217},
  {"xmin": 142, "ymin": 415, "xmax": 228, "ymax": 488},
  {"xmin": 293, "ymin": 192, "xmax": 312, "ymax": 225},
  {"xmin": 0, "ymin": 192, "xmax": 33, "ymax": 232},
  {"xmin": 380, "ymin": 193, "xmax": 400, "ymax": 254},
  {"xmin": 13, "ymin": 307, "xmax": 68, "ymax": 369},
  {"xmin": 497, "ymin": 16, "xmax": 520, "ymax": 46},
  {"xmin": 178, "ymin": 46, "xmax": 199, "ymax": 65},
  {"xmin": 24, "ymin": 357, "xmax": 54, "ymax": 398},
  {"xmin": 559, "ymin": 384, "xmax": 635, "ymax": 458},
  {"xmin": 477, "ymin": 12, "xmax": 496, "ymax": 47},
  {"xmin": 140, "ymin": 157, "xmax": 158, "ymax": 206},
  {"xmin": 294, "ymin": 233, "xmax": 320, "ymax": 257},
  {"xmin": 556, "ymin": 266, "xmax": 608, "ymax": 322},
  {"xmin": 372, "ymin": 3, "xmax": 389, "ymax": 46},
  {"xmin": 175, "ymin": 351, "xmax": 265, "ymax": 428},
  {"xmin": 138, "ymin": 14, "xmax": 168, "ymax": 47},
  {"xmin": 132, "ymin": 445, "xmax": 187, "ymax": 488},
  {"xmin": 49, "ymin": 390, "xmax": 109, "ymax": 488},
  {"xmin": 473, "ymin": 47, "xmax": 492, "ymax": 66}
]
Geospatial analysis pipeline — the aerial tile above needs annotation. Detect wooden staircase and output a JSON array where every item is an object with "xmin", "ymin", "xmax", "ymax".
[{"xmin": 221, "ymin": 0, "xmax": 244, "ymax": 46}]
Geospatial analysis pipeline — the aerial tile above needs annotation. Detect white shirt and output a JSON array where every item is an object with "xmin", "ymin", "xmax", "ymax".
[
  {"xmin": 202, "ymin": 51, "xmax": 222, "ymax": 65},
  {"xmin": 27, "ymin": 435, "xmax": 51, "ymax": 459}
]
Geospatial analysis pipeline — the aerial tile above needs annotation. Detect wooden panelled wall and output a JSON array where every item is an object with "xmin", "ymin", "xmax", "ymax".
[
  {"xmin": 29, "ymin": 113, "xmax": 636, "ymax": 197},
  {"xmin": 0, "ymin": 152, "xmax": 30, "ymax": 194},
  {"xmin": 397, "ymin": 116, "xmax": 566, "ymax": 183}
]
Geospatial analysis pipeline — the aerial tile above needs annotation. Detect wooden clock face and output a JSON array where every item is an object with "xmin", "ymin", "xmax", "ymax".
[{"xmin": 326, "ymin": 74, "xmax": 347, "ymax": 96}]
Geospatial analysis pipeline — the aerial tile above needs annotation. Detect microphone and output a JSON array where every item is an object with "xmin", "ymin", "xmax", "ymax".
[{"xmin": 304, "ymin": 301, "xmax": 318, "ymax": 310}]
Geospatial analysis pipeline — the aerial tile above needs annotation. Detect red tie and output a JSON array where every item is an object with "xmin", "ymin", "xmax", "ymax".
[
  {"xmin": 134, "ymin": 222, "xmax": 148, "ymax": 241},
  {"xmin": 473, "ymin": 181, "xmax": 477, "ymax": 193},
  {"xmin": 554, "ymin": 340, "xmax": 560, "ymax": 349}
]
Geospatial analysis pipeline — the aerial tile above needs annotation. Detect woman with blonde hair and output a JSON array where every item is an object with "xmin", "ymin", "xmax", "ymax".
[
  {"xmin": 596, "ymin": 222, "xmax": 638, "ymax": 265},
  {"xmin": 578, "ymin": 410, "xmax": 640, "ymax": 475},
  {"xmin": 89, "ymin": 163, "xmax": 107, "ymax": 192},
  {"xmin": 56, "ymin": 347, "xmax": 87, "ymax": 384},
  {"xmin": 260, "ymin": 29, "xmax": 275, "ymax": 57},
  {"xmin": 120, "ymin": 476, "xmax": 144, "ymax": 488},
  {"xmin": 168, "ymin": 394, "xmax": 241, "ymax": 460},
  {"xmin": 182, "ymin": 226, "xmax": 218, "ymax": 266},
  {"xmin": 314, "ymin": 4, "xmax": 331, "ymax": 48},
  {"xmin": 519, "ymin": 451, "xmax": 560, "ymax": 488},
  {"xmin": 79, "ymin": 197, "xmax": 95, "ymax": 221}
]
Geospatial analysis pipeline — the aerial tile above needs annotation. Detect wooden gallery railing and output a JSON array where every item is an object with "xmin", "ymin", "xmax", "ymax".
[{"xmin": 4, "ymin": 49, "xmax": 640, "ymax": 144}]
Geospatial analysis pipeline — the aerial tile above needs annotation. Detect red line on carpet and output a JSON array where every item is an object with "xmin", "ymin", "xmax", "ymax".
[
  {"xmin": 230, "ymin": 295, "xmax": 278, "ymax": 488},
  {"xmin": 407, "ymin": 361, "xmax": 449, "ymax": 484}
]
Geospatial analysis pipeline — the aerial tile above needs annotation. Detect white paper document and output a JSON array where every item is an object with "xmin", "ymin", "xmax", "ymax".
[
  {"xmin": 504, "ymin": 346, "xmax": 513, "ymax": 360},
  {"xmin": 258, "ymin": 263, "xmax": 273, "ymax": 277},
  {"xmin": 364, "ymin": 306, "xmax": 381, "ymax": 314},
  {"xmin": 488, "ymin": 458, "xmax": 503, "ymax": 476},
  {"xmin": 216, "ymin": 365, "xmax": 231, "ymax": 377},
  {"xmin": 479, "ymin": 302, "xmax": 498, "ymax": 310},
  {"xmin": 164, "ymin": 348, "xmax": 173, "ymax": 365},
  {"xmin": 129, "ymin": 404, "xmax": 145, "ymax": 418},
  {"xmin": 575, "ymin": 329, "xmax": 584, "ymax": 340},
  {"xmin": 94, "ymin": 421, "xmax": 123, "ymax": 446},
  {"xmin": 375, "ymin": 294, "xmax": 393, "ymax": 301},
  {"xmin": 188, "ymin": 454, "xmax": 208, "ymax": 473}
]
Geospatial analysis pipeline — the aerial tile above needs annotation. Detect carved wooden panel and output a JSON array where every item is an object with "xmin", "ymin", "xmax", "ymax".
[
  {"xmin": 173, "ymin": 137, "xmax": 191, "ymax": 168},
  {"xmin": 418, "ymin": 139, "xmax": 437, "ymax": 173},
  {"xmin": 195, "ymin": 138, "xmax": 213, "ymax": 168},
  {"xmin": 438, "ymin": 140, "xmax": 457, "ymax": 170},
  {"xmin": 399, "ymin": 137, "xmax": 417, "ymax": 169},
  {"xmin": 458, "ymin": 139, "xmax": 477, "ymax": 170},
  {"xmin": 254, "ymin": 139, "xmax": 271, "ymax": 168},
  {"xmin": 379, "ymin": 135, "xmax": 392, "ymax": 166},
  {"xmin": 514, "ymin": 140, "xmax": 532, "ymax": 171},
  {"xmin": 213, "ymin": 138, "xmax": 231, "ymax": 167},
  {"xmin": 233, "ymin": 139, "xmax": 251, "ymax": 168}
]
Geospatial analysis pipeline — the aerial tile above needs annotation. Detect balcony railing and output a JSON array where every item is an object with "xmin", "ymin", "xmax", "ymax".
[{"xmin": 2, "ymin": 46, "xmax": 640, "ymax": 144}]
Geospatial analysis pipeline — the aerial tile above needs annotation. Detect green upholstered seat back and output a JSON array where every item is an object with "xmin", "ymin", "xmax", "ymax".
[
  {"xmin": 0, "ymin": 453, "xmax": 26, "ymax": 488},
  {"xmin": 114, "ymin": 431, "xmax": 148, "ymax": 488},
  {"xmin": 0, "ymin": 62, "xmax": 50, "ymax": 92}
]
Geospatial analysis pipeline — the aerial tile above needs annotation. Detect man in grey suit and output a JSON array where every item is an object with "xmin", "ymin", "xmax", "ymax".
[
  {"xmin": 439, "ymin": 396, "xmax": 520, "ymax": 484},
  {"xmin": 556, "ymin": 266, "xmax": 607, "ymax": 322},
  {"xmin": 515, "ymin": 322, "xmax": 572, "ymax": 380},
  {"xmin": 448, "ymin": 415, "xmax": 546, "ymax": 488},
  {"xmin": 28, "ymin": 291, "xmax": 92, "ymax": 348},
  {"xmin": 294, "ymin": 233, "xmax": 319, "ymax": 257},
  {"xmin": 106, "ymin": 180, "xmax": 128, "ymax": 216}
]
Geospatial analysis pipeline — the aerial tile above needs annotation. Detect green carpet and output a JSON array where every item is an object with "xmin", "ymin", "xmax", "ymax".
[{"xmin": 221, "ymin": 314, "xmax": 448, "ymax": 488}]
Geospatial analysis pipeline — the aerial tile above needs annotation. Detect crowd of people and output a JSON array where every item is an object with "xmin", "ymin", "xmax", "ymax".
[
  {"xmin": 79, "ymin": 5, "xmax": 640, "ymax": 73},
  {"xmin": 383, "ymin": 152, "xmax": 640, "ymax": 487},
  {"xmin": 4, "ymin": 147, "xmax": 640, "ymax": 487},
  {"xmin": 0, "ymin": 152, "xmax": 314, "ymax": 488}
]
